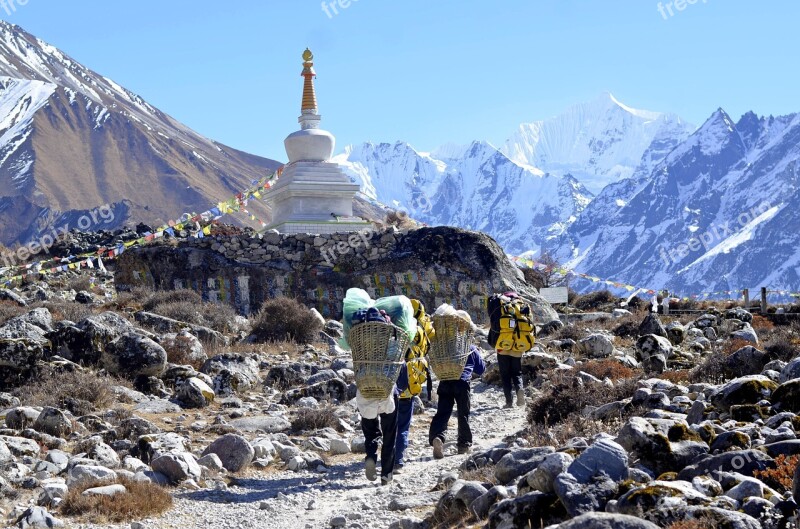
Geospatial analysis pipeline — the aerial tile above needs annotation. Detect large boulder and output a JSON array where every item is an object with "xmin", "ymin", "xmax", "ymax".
[
  {"xmin": 494, "ymin": 447, "xmax": 555, "ymax": 485},
  {"xmin": 677, "ymin": 450, "xmax": 774, "ymax": 480},
  {"xmin": 554, "ymin": 472, "xmax": 618, "ymax": 517},
  {"xmin": 616, "ymin": 417, "xmax": 708, "ymax": 476},
  {"xmin": 202, "ymin": 434, "xmax": 254, "ymax": 472},
  {"xmin": 0, "ymin": 319, "xmax": 51, "ymax": 388},
  {"xmin": 710, "ymin": 375, "xmax": 778, "ymax": 413},
  {"xmin": 32, "ymin": 407, "xmax": 73, "ymax": 438},
  {"xmin": 162, "ymin": 330, "xmax": 207, "ymax": 366},
  {"xmin": 77, "ymin": 312, "xmax": 137, "ymax": 363},
  {"xmin": 101, "ymin": 333, "xmax": 167, "ymax": 378},
  {"xmin": 576, "ymin": 334, "xmax": 614, "ymax": 359},
  {"xmin": 552, "ymin": 513, "xmax": 659, "ymax": 529},
  {"xmin": 638, "ymin": 313, "xmax": 667, "ymax": 338},
  {"xmin": 151, "ymin": 452, "xmax": 202, "ymax": 483},
  {"xmin": 134, "ymin": 311, "xmax": 226, "ymax": 347},
  {"xmin": 176, "ymin": 377, "xmax": 215, "ymax": 408},
  {"xmin": 487, "ymin": 492, "xmax": 563, "ymax": 529},
  {"xmin": 771, "ymin": 378, "xmax": 800, "ymax": 412},
  {"xmin": 731, "ymin": 323, "xmax": 759, "ymax": 345},
  {"xmin": 635, "ymin": 335, "xmax": 673, "ymax": 374},
  {"xmin": 282, "ymin": 379, "xmax": 350, "ymax": 405},
  {"xmin": 724, "ymin": 346, "xmax": 768, "ymax": 378},
  {"xmin": 567, "ymin": 439, "xmax": 628, "ymax": 484},
  {"xmin": 201, "ymin": 353, "xmax": 260, "ymax": 395}
]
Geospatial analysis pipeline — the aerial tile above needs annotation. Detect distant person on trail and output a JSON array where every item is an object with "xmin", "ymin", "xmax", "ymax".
[
  {"xmin": 487, "ymin": 292, "xmax": 535, "ymax": 408},
  {"xmin": 428, "ymin": 344, "xmax": 486, "ymax": 459},
  {"xmin": 360, "ymin": 365, "xmax": 409, "ymax": 486}
]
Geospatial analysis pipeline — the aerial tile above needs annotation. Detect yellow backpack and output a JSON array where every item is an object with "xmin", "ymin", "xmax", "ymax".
[
  {"xmin": 492, "ymin": 295, "xmax": 535, "ymax": 353},
  {"xmin": 400, "ymin": 300, "xmax": 434, "ymax": 398}
]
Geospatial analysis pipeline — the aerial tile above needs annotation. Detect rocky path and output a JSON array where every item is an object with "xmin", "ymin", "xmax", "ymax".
[{"xmin": 76, "ymin": 383, "xmax": 526, "ymax": 529}]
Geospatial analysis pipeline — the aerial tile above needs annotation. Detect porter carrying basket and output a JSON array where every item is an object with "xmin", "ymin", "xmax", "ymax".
[
  {"xmin": 428, "ymin": 314, "xmax": 474, "ymax": 381},
  {"xmin": 348, "ymin": 322, "xmax": 411, "ymax": 399}
]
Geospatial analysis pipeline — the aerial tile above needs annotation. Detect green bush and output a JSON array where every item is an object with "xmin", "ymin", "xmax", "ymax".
[{"xmin": 250, "ymin": 297, "xmax": 322, "ymax": 344}]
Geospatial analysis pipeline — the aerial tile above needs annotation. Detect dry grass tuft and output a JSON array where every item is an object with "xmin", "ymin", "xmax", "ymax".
[
  {"xmin": 459, "ymin": 465, "xmax": 499, "ymax": 487},
  {"xmin": 30, "ymin": 300, "xmax": 95, "ymax": 323},
  {"xmin": 689, "ymin": 352, "xmax": 728, "ymax": 385},
  {"xmin": 14, "ymin": 367, "xmax": 120, "ymax": 416},
  {"xmin": 751, "ymin": 315, "xmax": 775, "ymax": 331},
  {"xmin": 60, "ymin": 477, "xmax": 172, "ymax": 523},
  {"xmin": 250, "ymin": 297, "xmax": 322, "ymax": 344},
  {"xmin": 660, "ymin": 370, "xmax": 693, "ymax": 384},
  {"xmin": 0, "ymin": 300, "xmax": 26, "ymax": 325},
  {"xmin": 577, "ymin": 359, "xmax": 638, "ymax": 381},
  {"xmin": 291, "ymin": 407, "xmax": 341, "ymax": 433}
]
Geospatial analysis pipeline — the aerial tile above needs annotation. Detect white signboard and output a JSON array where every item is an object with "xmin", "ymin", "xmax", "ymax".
[{"xmin": 539, "ymin": 287, "xmax": 569, "ymax": 305}]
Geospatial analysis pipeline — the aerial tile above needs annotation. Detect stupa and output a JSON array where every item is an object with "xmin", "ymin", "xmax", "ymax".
[{"xmin": 264, "ymin": 49, "xmax": 367, "ymax": 234}]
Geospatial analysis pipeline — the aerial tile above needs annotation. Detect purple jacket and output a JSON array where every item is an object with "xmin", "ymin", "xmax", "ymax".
[{"xmin": 461, "ymin": 345, "xmax": 486, "ymax": 381}]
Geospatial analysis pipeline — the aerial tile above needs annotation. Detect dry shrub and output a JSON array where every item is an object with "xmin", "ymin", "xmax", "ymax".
[
  {"xmin": 528, "ymin": 375, "xmax": 639, "ymax": 426},
  {"xmin": 291, "ymin": 407, "xmax": 341, "ymax": 433},
  {"xmin": 67, "ymin": 276, "xmax": 94, "ymax": 293},
  {"xmin": 660, "ymin": 370, "xmax": 693, "ymax": 384},
  {"xmin": 573, "ymin": 290, "xmax": 617, "ymax": 311},
  {"xmin": 754, "ymin": 454, "xmax": 800, "ymax": 491},
  {"xmin": 751, "ymin": 315, "xmax": 775, "ymax": 331},
  {"xmin": 31, "ymin": 300, "xmax": 94, "ymax": 323},
  {"xmin": 556, "ymin": 324, "xmax": 583, "ymax": 342},
  {"xmin": 689, "ymin": 352, "xmax": 728, "ymax": 385},
  {"xmin": 142, "ymin": 289, "xmax": 203, "ymax": 311},
  {"xmin": 146, "ymin": 293, "xmax": 239, "ymax": 334},
  {"xmin": 14, "ymin": 367, "xmax": 118, "ymax": 416},
  {"xmin": 0, "ymin": 300, "xmax": 26, "ymax": 325},
  {"xmin": 527, "ymin": 414, "xmax": 625, "ymax": 448},
  {"xmin": 723, "ymin": 338, "xmax": 755, "ymax": 356},
  {"xmin": 578, "ymin": 359, "xmax": 638, "ymax": 381},
  {"xmin": 666, "ymin": 520, "xmax": 716, "ymax": 529},
  {"xmin": 60, "ymin": 476, "xmax": 172, "ymax": 523},
  {"xmin": 459, "ymin": 465, "xmax": 499, "ymax": 487},
  {"xmin": 250, "ymin": 297, "xmax": 322, "ymax": 344}
]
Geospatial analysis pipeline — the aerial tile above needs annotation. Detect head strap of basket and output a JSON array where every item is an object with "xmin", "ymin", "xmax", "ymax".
[
  {"xmin": 428, "ymin": 314, "xmax": 474, "ymax": 381},
  {"xmin": 348, "ymin": 321, "xmax": 411, "ymax": 400}
]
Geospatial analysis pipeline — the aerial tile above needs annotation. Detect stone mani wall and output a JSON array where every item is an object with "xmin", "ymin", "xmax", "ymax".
[{"xmin": 115, "ymin": 226, "xmax": 557, "ymax": 324}]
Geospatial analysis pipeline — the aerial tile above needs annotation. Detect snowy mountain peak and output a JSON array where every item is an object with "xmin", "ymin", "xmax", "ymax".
[{"xmin": 502, "ymin": 94, "xmax": 695, "ymax": 193}]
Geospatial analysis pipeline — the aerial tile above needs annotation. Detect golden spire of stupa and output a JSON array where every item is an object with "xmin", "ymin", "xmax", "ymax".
[{"xmin": 301, "ymin": 48, "xmax": 317, "ymax": 113}]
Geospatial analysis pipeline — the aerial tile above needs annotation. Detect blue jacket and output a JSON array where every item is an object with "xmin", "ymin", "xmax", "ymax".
[
  {"xmin": 395, "ymin": 364, "xmax": 410, "ymax": 397},
  {"xmin": 460, "ymin": 345, "xmax": 486, "ymax": 381}
]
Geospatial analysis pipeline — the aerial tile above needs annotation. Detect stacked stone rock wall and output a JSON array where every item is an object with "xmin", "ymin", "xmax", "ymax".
[{"xmin": 115, "ymin": 226, "xmax": 558, "ymax": 325}]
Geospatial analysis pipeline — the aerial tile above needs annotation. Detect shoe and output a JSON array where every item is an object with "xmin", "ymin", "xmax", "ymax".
[
  {"xmin": 516, "ymin": 389, "xmax": 526, "ymax": 407},
  {"xmin": 394, "ymin": 464, "xmax": 403, "ymax": 475},
  {"xmin": 432, "ymin": 438, "xmax": 444, "ymax": 460},
  {"xmin": 504, "ymin": 401, "xmax": 514, "ymax": 409},
  {"xmin": 365, "ymin": 456, "xmax": 377, "ymax": 481},
  {"xmin": 381, "ymin": 474, "xmax": 393, "ymax": 486},
  {"xmin": 457, "ymin": 445, "xmax": 470, "ymax": 455}
]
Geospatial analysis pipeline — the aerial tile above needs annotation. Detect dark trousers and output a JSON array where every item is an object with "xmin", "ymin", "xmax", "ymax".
[
  {"xmin": 361, "ymin": 395, "xmax": 398, "ymax": 478},
  {"xmin": 395, "ymin": 398, "xmax": 414, "ymax": 466},
  {"xmin": 429, "ymin": 380, "xmax": 472, "ymax": 448},
  {"xmin": 497, "ymin": 354, "xmax": 523, "ymax": 404}
]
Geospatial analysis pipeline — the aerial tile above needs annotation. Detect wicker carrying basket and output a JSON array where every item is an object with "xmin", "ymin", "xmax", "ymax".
[
  {"xmin": 348, "ymin": 322, "xmax": 411, "ymax": 400},
  {"xmin": 429, "ymin": 314, "xmax": 474, "ymax": 381}
]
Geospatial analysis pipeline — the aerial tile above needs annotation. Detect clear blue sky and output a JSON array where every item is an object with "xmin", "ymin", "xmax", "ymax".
[{"xmin": 4, "ymin": 0, "xmax": 797, "ymax": 162}]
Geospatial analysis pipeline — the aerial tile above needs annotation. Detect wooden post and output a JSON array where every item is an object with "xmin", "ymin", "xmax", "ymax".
[
  {"xmin": 761, "ymin": 287, "xmax": 768, "ymax": 314},
  {"xmin": 743, "ymin": 289, "xmax": 750, "ymax": 309}
]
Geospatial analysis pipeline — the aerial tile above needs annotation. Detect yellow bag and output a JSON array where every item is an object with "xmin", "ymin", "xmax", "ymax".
[
  {"xmin": 495, "ymin": 298, "xmax": 535, "ymax": 353},
  {"xmin": 400, "ymin": 300, "xmax": 434, "ymax": 398}
]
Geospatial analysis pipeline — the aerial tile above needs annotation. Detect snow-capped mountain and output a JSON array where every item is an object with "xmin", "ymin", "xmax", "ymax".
[
  {"xmin": 335, "ymin": 141, "xmax": 593, "ymax": 255},
  {"xmin": 0, "ymin": 22, "xmax": 283, "ymax": 245},
  {"xmin": 503, "ymin": 93, "xmax": 694, "ymax": 194},
  {"xmin": 335, "ymin": 94, "xmax": 693, "ymax": 255},
  {"xmin": 550, "ymin": 108, "xmax": 800, "ymax": 295}
]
